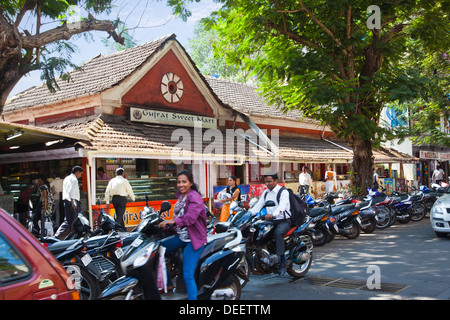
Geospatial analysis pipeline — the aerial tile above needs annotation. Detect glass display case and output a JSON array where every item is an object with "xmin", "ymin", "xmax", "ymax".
[{"xmin": 96, "ymin": 176, "xmax": 178, "ymax": 202}]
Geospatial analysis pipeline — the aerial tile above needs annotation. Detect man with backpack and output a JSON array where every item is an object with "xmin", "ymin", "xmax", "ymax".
[{"xmin": 249, "ymin": 172, "xmax": 292, "ymax": 276}]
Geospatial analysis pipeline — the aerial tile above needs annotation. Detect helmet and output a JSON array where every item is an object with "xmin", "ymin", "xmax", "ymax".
[
  {"xmin": 290, "ymin": 244, "xmax": 310, "ymax": 264},
  {"xmin": 218, "ymin": 192, "xmax": 232, "ymax": 200}
]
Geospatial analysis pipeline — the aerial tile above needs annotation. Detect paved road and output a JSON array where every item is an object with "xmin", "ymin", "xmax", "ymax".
[{"xmin": 242, "ymin": 219, "xmax": 450, "ymax": 300}]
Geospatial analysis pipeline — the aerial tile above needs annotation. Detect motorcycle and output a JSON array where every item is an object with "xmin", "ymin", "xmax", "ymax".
[
  {"xmin": 237, "ymin": 200, "xmax": 313, "ymax": 279},
  {"xmin": 100, "ymin": 201, "xmax": 247, "ymax": 300},
  {"xmin": 389, "ymin": 190, "xmax": 426, "ymax": 224},
  {"xmin": 46, "ymin": 230, "xmax": 125, "ymax": 300}
]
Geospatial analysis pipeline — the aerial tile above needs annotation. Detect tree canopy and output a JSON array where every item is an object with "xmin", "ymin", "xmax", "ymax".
[{"xmin": 202, "ymin": 0, "xmax": 449, "ymax": 192}]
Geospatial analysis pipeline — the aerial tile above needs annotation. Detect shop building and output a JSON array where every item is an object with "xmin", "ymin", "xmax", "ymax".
[{"xmin": 1, "ymin": 34, "xmax": 417, "ymax": 227}]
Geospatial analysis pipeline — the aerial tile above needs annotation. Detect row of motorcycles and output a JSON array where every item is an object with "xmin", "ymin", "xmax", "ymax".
[
  {"xmin": 32, "ymin": 182, "xmax": 447, "ymax": 300},
  {"xmin": 295, "ymin": 183, "xmax": 449, "ymax": 247},
  {"xmin": 36, "ymin": 198, "xmax": 248, "ymax": 300}
]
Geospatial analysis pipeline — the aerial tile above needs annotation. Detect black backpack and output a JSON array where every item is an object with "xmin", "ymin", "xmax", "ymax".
[{"xmin": 264, "ymin": 186, "xmax": 307, "ymax": 226}]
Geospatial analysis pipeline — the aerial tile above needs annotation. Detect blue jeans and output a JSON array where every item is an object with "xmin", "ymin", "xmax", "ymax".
[{"xmin": 161, "ymin": 235, "xmax": 205, "ymax": 300}]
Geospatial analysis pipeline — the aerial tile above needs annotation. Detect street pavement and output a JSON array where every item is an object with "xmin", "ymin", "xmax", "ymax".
[{"xmin": 242, "ymin": 218, "xmax": 450, "ymax": 300}]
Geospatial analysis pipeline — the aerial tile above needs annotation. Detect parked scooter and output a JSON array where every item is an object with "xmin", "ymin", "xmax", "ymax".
[
  {"xmin": 46, "ymin": 231, "xmax": 125, "ymax": 300},
  {"xmin": 100, "ymin": 201, "xmax": 247, "ymax": 300}
]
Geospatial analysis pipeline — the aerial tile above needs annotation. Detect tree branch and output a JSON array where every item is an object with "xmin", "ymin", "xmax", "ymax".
[
  {"xmin": 296, "ymin": 0, "xmax": 348, "ymax": 56},
  {"xmin": 21, "ymin": 17, "xmax": 125, "ymax": 49},
  {"xmin": 266, "ymin": 19, "xmax": 320, "ymax": 50}
]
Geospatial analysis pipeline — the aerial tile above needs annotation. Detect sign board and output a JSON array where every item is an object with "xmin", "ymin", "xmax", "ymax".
[
  {"xmin": 130, "ymin": 107, "xmax": 217, "ymax": 129},
  {"xmin": 420, "ymin": 151, "xmax": 450, "ymax": 161}
]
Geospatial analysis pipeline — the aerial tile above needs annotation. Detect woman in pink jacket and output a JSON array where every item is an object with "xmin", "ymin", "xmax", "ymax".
[{"xmin": 159, "ymin": 170, "xmax": 207, "ymax": 300}]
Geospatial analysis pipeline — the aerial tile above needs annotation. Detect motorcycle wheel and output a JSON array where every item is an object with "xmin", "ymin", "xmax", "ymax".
[
  {"xmin": 410, "ymin": 203, "xmax": 426, "ymax": 222},
  {"xmin": 287, "ymin": 252, "xmax": 313, "ymax": 279},
  {"xmin": 361, "ymin": 219, "xmax": 377, "ymax": 233},
  {"xmin": 65, "ymin": 265, "xmax": 100, "ymax": 300},
  {"xmin": 397, "ymin": 213, "xmax": 411, "ymax": 224},
  {"xmin": 342, "ymin": 221, "xmax": 360, "ymax": 239},
  {"xmin": 308, "ymin": 228, "xmax": 328, "ymax": 247},
  {"xmin": 211, "ymin": 275, "xmax": 242, "ymax": 300},
  {"xmin": 375, "ymin": 206, "xmax": 391, "ymax": 229},
  {"xmin": 236, "ymin": 254, "xmax": 250, "ymax": 288}
]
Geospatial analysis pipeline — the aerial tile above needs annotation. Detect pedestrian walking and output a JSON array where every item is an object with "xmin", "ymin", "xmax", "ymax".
[
  {"xmin": 105, "ymin": 168, "xmax": 135, "ymax": 229},
  {"xmin": 54, "ymin": 166, "xmax": 84, "ymax": 239},
  {"xmin": 298, "ymin": 166, "xmax": 313, "ymax": 196},
  {"xmin": 324, "ymin": 165, "xmax": 337, "ymax": 193}
]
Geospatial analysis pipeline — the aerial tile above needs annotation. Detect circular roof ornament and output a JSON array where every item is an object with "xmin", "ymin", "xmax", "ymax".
[{"xmin": 161, "ymin": 72, "xmax": 183, "ymax": 103}]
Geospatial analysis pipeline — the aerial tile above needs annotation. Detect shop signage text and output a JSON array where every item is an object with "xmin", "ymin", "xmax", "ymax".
[
  {"xmin": 420, "ymin": 151, "xmax": 450, "ymax": 161},
  {"xmin": 130, "ymin": 107, "xmax": 217, "ymax": 129}
]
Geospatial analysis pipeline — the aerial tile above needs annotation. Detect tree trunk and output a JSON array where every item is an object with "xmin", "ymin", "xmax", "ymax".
[{"xmin": 348, "ymin": 134, "xmax": 374, "ymax": 196}]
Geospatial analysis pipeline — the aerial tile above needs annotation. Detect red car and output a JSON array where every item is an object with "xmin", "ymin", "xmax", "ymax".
[{"xmin": 0, "ymin": 208, "xmax": 79, "ymax": 300}]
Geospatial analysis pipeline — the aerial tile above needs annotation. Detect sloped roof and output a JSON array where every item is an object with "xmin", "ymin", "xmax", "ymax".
[
  {"xmin": 5, "ymin": 34, "xmax": 305, "ymax": 122},
  {"xmin": 205, "ymin": 76, "xmax": 303, "ymax": 121},
  {"xmin": 5, "ymin": 34, "xmax": 176, "ymax": 112}
]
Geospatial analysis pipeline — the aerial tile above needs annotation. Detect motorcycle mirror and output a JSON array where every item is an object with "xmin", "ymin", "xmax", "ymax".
[
  {"xmin": 160, "ymin": 201, "xmax": 171, "ymax": 213},
  {"xmin": 264, "ymin": 200, "xmax": 276, "ymax": 208}
]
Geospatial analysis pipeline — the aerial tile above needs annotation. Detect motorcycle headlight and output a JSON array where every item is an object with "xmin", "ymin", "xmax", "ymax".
[{"xmin": 133, "ymin": 243, "xmax": 156, "ymax": 268}]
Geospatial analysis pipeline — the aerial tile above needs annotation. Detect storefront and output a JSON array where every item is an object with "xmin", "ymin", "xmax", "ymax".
[{"xmin": 1, "ymin": 33, "xmax": 422, "ymax": 231}]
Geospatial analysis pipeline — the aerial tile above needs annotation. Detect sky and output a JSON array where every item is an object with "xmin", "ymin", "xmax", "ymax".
[{"xmin": 8, "ymin": 0, "xmax": 221, "ymax": 99}]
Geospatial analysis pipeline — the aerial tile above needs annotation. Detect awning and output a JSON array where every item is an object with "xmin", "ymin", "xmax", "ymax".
[
  {"xmin": 0, "ymin": 121, "xmax": 89, "ymax": 164},
  {"xmin": 373, "ymin": 147, "xmax": 419, "ymax": 164},
  {"xmin": 0, "ymin": 121, "xmax": 88, "ymax": 149}
]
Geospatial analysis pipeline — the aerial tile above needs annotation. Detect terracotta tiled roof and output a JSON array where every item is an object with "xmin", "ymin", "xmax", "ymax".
[
  {"xmin": 205, "ymin": 76, "xmax": 304, "ymax": 120},
  {"xmin": 48, "ymin": 115, "xmax": 352, "ymax": 162},
  {"xmin": 5, "ymin": 34, "xmax": 176, "ymax": 112}
]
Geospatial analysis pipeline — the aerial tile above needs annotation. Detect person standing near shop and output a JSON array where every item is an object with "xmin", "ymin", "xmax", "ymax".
[
  {"xmin": 324, "ymin": 165, "xmax": 337, "ymax": 193},
  {"xmin": 54, "ymin": 166, "xmax": 84, "ymax": 239},
  {"xmin": 219, "ymin": 176, "xmax": 241, "ymax": 222},
  {"xmin": 50, "ymin": 172, "xmax": 64, "ymax": 228},
  {"xmin": 97, "ymin": 167, "xmax": 111, "ymax": 181},
  {"xmin": 298, "ymin": 166, "xmax": 313, "ymax": 196},
  {"xmin": 105, "ymin": 168, "xmax": 135, "ymax": 229},
  {"xmin": 432, "ymin": 165, "xmax": 444, "ymax": 185}
]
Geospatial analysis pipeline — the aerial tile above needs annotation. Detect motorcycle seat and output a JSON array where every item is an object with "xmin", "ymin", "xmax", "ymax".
[
  {"xmin": 200, "ymin": 230, "xmax": 238, "ymax": 260},
  {"xmin": 47, "ymin": 239, "xmax": 80, "ymax": 255},
  {"xmin": 308, "ymin": 207, "xmax": 327, "ymax": 217},
  {"xmin": 283, "ymin": 227, "xmax": 298, "ymax": 237},
  {"xmin": 330, "ymin": 204, "xmax": 355, "ymax": 215}
]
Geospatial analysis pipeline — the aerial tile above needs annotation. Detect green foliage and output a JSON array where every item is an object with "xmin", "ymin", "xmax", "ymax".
[
  {"xmin": 187, "ymin": 21, "xmax": 253, "ymax": 82},
  {"xmin": 202, "ymin": 0, "xmax": 449, "ymax": 148}
]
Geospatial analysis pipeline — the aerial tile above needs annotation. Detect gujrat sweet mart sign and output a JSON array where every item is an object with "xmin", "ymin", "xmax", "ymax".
[{"xmin": 130, "ymin": 107, "xmax": 217, "ymax": 129}]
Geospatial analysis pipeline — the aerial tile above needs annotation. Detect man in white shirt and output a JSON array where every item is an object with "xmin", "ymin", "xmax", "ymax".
[
  {"xmin": 105, "ymin": 168, "xmax": 135, "ymax": 228},
  {"xmin": 298, "ymin": 166, "xmax": 313, "ymax": 195},
  {"xmin": 249, "ymin": 173, "xmax": 291, "ymax": 275},
  {"xmin": 54, "ymin": 166, "xmax": 84, "ymax": 239}
]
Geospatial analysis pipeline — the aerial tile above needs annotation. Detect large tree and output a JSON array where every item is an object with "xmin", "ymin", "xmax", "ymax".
[
  {"xmin": 0, "ymin": 0, "xmax": 128, "ymax": 114},
  {"xmin": 202, "ymin": 0, "xmax": 449, "ymax": 193}
]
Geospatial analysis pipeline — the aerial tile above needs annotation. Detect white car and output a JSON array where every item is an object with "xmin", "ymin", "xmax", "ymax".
[{"xmin": 430, "ymin": 194, "xmax": 450, "ymax": 238}]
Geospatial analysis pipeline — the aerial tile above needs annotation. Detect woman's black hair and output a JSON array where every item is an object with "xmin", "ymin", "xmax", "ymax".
[
  {"xmin": 229, "ymin": 175, "xmax": 238, "ymax": 187},
  {"xmin": 177, "ymin": 170, "xmax": 200, "ymax": 193}
]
